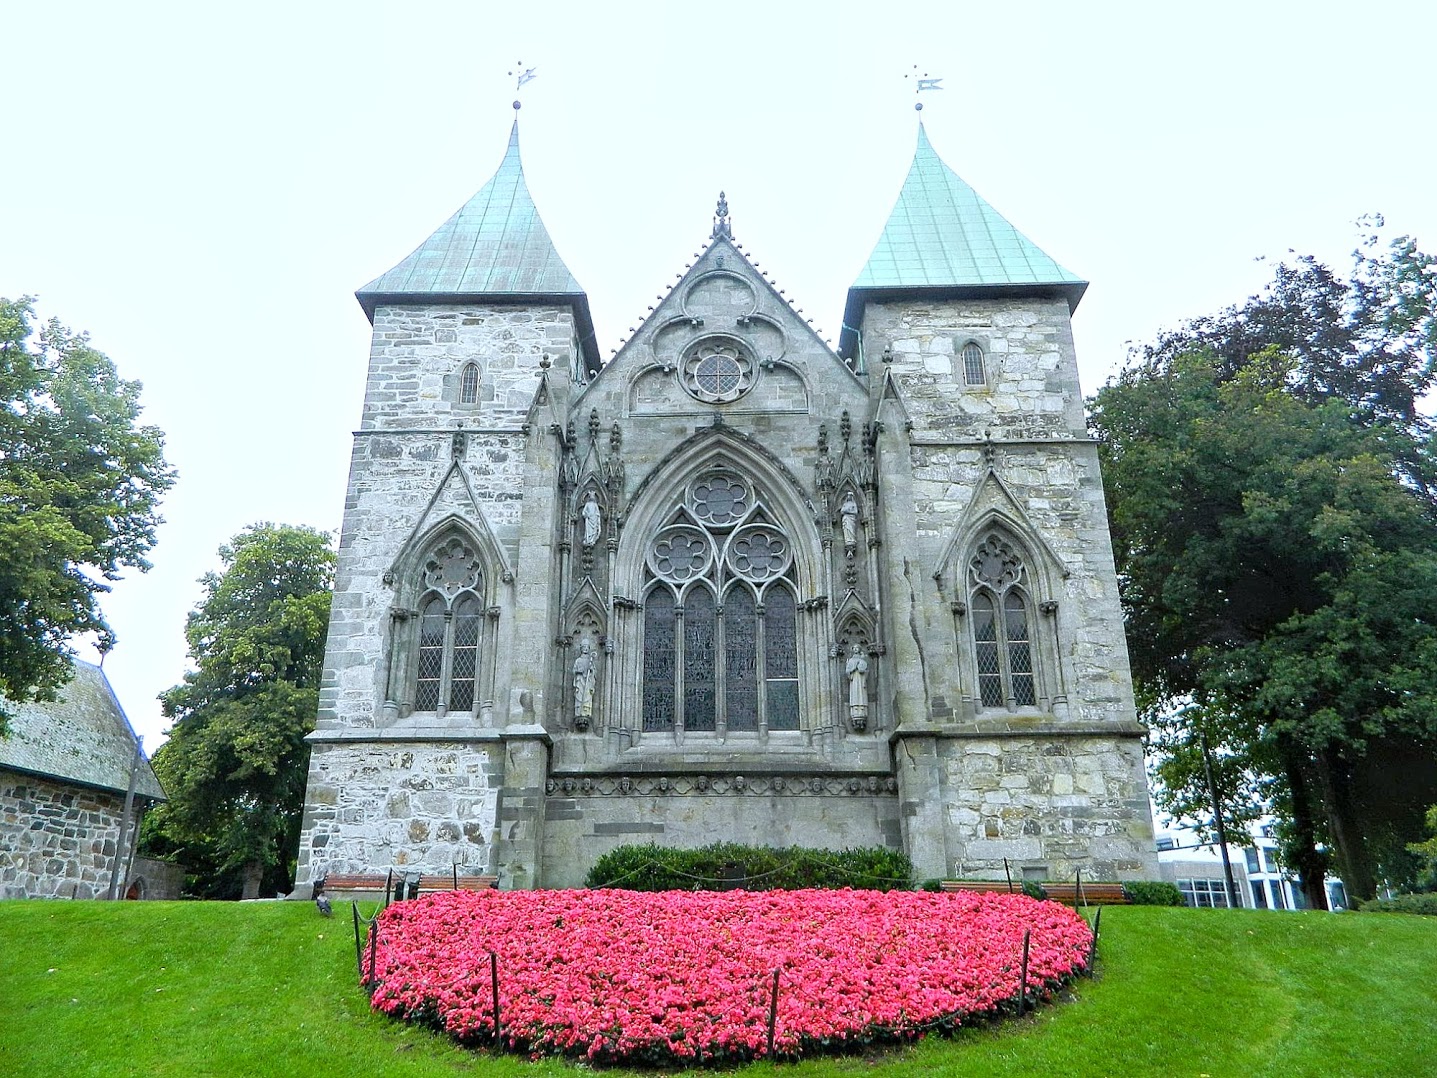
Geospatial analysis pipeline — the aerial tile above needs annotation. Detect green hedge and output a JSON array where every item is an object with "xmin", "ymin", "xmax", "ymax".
[
  {"xmin": 1122, "ymin": 881, "xmax": 1185, "ymax": 906},
  {"xmin": 585, "ymin": 842, "xmax": 914, "ymax": 891},
  {"xmin": 1358, "ymin": 892, "xmax": 1437, "ymax": 916}
]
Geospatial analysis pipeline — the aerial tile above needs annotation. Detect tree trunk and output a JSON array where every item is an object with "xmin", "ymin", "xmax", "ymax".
[
  {"xmin": 240, "ymin": 859, "xmax": 264, "ymax": 901},
  {"xmin": 1279, "ymin": 745, "xmax": 1330, "ymax": 910},
  {"xmin": 1317, "ymin": 748, "xmax": 1378, "ymax": 902}
]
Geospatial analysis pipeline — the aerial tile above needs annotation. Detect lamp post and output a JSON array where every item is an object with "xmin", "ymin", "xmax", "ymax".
[{"xmin": 1199, "ymin": 730, "xmax": 1242, "ymax": 908}]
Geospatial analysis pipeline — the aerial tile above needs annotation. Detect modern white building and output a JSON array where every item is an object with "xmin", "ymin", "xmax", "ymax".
[{"xmin": 1155, "ymin": 820, "xmax": 1348, "ymax": 910}]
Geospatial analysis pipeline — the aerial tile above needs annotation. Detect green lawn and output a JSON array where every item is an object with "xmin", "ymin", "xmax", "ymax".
[{"xmin": 1, "ymin": 900, "xmax": 1432, "ymax": 1077}]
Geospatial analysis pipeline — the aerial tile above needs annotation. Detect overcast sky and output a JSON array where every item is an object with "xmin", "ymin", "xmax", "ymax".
[{"xmin": 5, "ymin": 1, "xmax": 1435, "ymax": 752}]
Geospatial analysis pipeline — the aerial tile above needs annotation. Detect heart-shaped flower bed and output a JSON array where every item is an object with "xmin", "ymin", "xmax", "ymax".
[{"xmin": 366, "ymin": 888, "xmax": 1092, "ymax": 1065}]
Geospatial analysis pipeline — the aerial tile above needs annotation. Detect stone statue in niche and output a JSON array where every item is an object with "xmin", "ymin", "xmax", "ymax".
[
  {"xmin": 572, "ymin": 637, "xmax": 598, "ymax": 730},
  {"xmin": 846, "ymin": 643, "xmax": 869, "ymax": 730},
  {"xmin": 840, "ymin": 491, "xmax": 859, "ymax": 552},
  {"xmin": 581, "ymin": 491, "xmax": 603, "ymax": 548}
]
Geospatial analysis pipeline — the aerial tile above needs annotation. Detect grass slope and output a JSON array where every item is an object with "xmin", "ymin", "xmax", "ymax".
[{"xmin": 1, "ymin": 900, "xmax": 1433, "ymax": 1077}]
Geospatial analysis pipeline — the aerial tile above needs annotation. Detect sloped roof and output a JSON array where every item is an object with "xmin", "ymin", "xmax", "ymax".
[
  {"xmin": 0, "ymin": 661, "xmax": 165, "ymax": 800},
  {"xmin": 841, "ymin": 124, "xmax": 1086, "ymax": 357},
  {"xmin": 356, "ymin": 116, "xmax": 600, "ymax": 372}
]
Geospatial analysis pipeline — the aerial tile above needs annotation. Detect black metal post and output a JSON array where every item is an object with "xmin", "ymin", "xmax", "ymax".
[
  {"xmin": 453, "ymin": 863, "xmax": 459, "ymax": 890},
  {"xmin": 1200, "ymin": 730, "xmax": 1241, "ymax": 908},
  {"xmin": 1003, "ymin": 857, "xmax": 1014, "ymax": 894},
  {"xmin": 766, "ymin": 969, "xmax": 781, "ymax": 1057},
  {"xmin": 384, "ymin": 868, "xmax": 393, "ymax": 909},
  {"xmin": 1018, "ymin": 929, "xmax": 1031, "ymax": 1015},
  {"xmin": 1086, "ymin": 906, "xmax": 1102, "ymax": 975},
  {"xmin": 489, "ymin": 950, "xmax": 502, "ymax": 1044},
  {"xmin": 351, "ymin": 902, "xmax": 363, "ymax": 980}
]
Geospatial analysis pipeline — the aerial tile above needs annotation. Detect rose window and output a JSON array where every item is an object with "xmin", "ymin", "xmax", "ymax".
[{"xmin": 682, "ymin": 339, "xmax": 755, "ymax": 403}]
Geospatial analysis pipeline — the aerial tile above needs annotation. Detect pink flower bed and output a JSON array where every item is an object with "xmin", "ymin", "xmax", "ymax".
[{"xmin": 366, "ymin": 888, "xmax": 1091, "ymax": 1065}]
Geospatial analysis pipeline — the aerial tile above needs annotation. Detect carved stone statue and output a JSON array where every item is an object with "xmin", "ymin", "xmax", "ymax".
[
  {"xmin": 840, "ymin": 491, "xmax": 859, "ymax": 551},
  {"xmin": 572, "ymin": 636, "xmax": 598, "ymax": 728},
  {"xmin": 846, "ymin": 643, "xmax": 869, "ymax": 730},
  {"xmin": 581, "ymin": 491, "xmax": 602, "ymax": 548}
]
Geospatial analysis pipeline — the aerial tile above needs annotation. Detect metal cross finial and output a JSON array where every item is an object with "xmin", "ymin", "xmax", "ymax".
[
  {"xmin": 712, "ymin": 191, "xmax": 732, "ymax": 239},
  {"xmin": 508, "ymin": 61, "xmax": 538, "ymax": 92},
  {"xmin": 905, "ymin": 65, "xmax": 944, "ymax": 112}
]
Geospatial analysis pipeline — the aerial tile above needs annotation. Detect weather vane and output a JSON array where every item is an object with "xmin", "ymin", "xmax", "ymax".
[
  {"xmin": 508, "ymin": 60, "xmax": 537, "ymax": 109},
  {"xmin": 905, "ymin": 65, "xmax": 943, "ymax": 111}
]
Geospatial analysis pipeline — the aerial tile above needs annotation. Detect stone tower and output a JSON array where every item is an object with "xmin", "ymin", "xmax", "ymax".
[{"xmin": 294, "ymin": 116, "xmax": 1157, "ymax": 892}]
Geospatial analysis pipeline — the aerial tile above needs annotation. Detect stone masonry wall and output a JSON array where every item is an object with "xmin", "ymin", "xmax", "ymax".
[
  {"xmin": 937, "ymin": 736, "xmax": 1154, "ymax": 881},
  {"xmin": 297, "ymin": 743, "xmax": 500, "ymax": 884},
  {"xmin": 542, "ymin": 779, "xmax": 904, "ymax": 889},
  {"xmin": 1, "ymin": 770, "xmax": 133, "ymax": 899}
]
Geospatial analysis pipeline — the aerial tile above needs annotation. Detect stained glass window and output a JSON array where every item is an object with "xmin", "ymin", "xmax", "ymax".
[
  {"xmin": 968, "ymin": 532, "xmax": 1040, "ymax": 712},
  {"xmin": 412, "ymin": 537, "xmax": 484, "ymax": 716},
  {"xmin": 639, "ymin": 470, "xmax": 804, "ymax": 736},
  {"xmin": 684, "ymin": 589, "xmax": 717, "ymax": 731},
  {"xmin": 764, "ymin": 587, "xmax": 800, "ymax": 731},
  {"xmin": 642, "ymin": 590, "xmax": 676, "ymax": 731},
  {"xmin": 724, "ymin": 587, "xmax": 758, "ymax": 731}
]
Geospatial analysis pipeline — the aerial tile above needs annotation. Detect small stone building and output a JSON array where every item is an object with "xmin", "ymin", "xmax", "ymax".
[
  {"xmin": 296, "ymin": 114, "xmax": 1159, "ymax": 889},
  {"xmin": 1, "ymin": 661, "xmax": 169, "ymax": 899}
]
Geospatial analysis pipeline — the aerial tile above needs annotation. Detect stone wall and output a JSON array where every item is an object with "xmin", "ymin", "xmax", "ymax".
[
  {"xmin": 297, "ymin": 743, "xmax": 500, "ymax": 885},
  {"xmin": 936, "ymin": 735, "xmax": 1154, "ymax": 881},
  {"xmin": 1, "ymin": 770, "xmax": 134, "ymax": 899},
  {"xmin": 541, "ymin": 776, "xmax": 904, "ymax": 889}
]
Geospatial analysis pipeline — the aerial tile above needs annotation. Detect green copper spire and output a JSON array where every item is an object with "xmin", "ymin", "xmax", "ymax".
[
  {"xmin": 840, "ymin": 125, "xmax": 1086, "ymax": 360},
  {"xmin": 357, "ymin": 114, "xmax": 599, "ymax": 370}
]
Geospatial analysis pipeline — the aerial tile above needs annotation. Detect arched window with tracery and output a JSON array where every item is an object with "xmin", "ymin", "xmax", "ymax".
[
  {"xmin": 413, "ymin": 535, "xmax": 485, "ymax": 715},
  {"xmin": 969, "ymin": 532, "xmax": 1036, "ymax": 709},
  {"xmin": 640, "ymin": 470, "xmax": 800, "ymax": 736},
  {"xmin": 459, "ymin": 362, "xmax": 480, "ymax": 405}
]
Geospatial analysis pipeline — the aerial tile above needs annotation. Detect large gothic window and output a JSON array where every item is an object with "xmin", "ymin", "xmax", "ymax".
[
  {"xmin": 641, "ymin": 470, "xmax": 799, "ymax": 735},
  {"xmin": 413, "ymin": 536, "xmax": 485, "ymax": 715},
  {"xmin": 969, "ymin": 532, "xmax": 1036, "ymax": 709}
]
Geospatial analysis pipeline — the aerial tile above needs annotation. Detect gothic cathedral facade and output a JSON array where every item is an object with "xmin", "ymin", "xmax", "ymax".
[{"xmin": 294, "ymin": 117, "xmax": 1158, "ymax": 890}]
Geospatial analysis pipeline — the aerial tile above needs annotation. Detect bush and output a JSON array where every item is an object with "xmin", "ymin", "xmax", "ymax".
[
  {"xmin": 1122, "ymin": 881, "xmax": 1185, "ymax": 906},
  {"xmin": 585, "ymin": 842, "xmax": 914, "ymax": 891},
  {"xmin": 920, "ymin": 878, "xmax": 944, "ymax": 892},
  {"xmin": 1358, "ymin": 892, "xmax": 1437, "ymax": 916},
  {"xmin": 1021, "ymin": 880, "xmax": 1047, "ymax": 901}
]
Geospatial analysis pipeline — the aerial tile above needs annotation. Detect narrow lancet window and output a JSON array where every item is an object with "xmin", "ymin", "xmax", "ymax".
[
  {"xmin": 962, "ymin": 342, "xmax": 986, "ymax": 386},
  {"xmin": 460, "ymin": 362, "xmax": 480, "ymax": 405}
]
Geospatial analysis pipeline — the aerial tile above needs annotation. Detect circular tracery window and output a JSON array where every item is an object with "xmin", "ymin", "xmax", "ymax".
[{"xmin": 682, "ymin": 338, "xmax": 755, "ymax": 403}]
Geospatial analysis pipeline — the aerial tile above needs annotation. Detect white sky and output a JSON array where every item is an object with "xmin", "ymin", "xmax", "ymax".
[{"xmin": 4, "ymin": 1, "xmax": 1435, "ymax": 752}]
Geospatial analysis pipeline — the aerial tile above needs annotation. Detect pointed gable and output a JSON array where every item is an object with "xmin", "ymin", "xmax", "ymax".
[
  {"xmin": 357, "ymin": 115, "xmax": 599, "ymax": 371},
  {"xmin": 840, "ymin": 125, "xmax": 1086, "ymax": 358}
]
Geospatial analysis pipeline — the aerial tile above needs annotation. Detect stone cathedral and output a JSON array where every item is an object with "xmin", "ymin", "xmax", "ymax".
[{"xmin": 294, "ymin": 114, "xmax": 1158, "ymax": 891}]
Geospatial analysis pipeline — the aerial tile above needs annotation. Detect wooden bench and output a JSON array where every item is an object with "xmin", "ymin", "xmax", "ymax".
[
  {"xmin": 1041, "ymin": 882, "xmax": 1129, "ymax": 906},
  {"xmin": 940, "ymin": 880, "xmax": 1016, "ymax": 894},
  {"xmin": 317, "ymin": 873, "xmax": 497, "ymax": 899}
]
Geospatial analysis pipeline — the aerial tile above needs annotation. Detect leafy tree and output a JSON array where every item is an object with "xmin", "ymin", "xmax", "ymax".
[
  {"xmin": 141, "ymin": 524, "xmax": 335, "ymax": 899},
  {"xmin": 1092, "ymin": 231, "xmax": 1437, "ymax": 903},
  {"xmin": 0, "ymin": 297, "xmax": 174, "ymax": 724}
]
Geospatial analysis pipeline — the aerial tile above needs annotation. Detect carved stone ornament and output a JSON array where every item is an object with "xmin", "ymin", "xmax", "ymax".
[{"xmin": 971, "ymin": 534, "xmax": 1024, "ymax": 591}]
